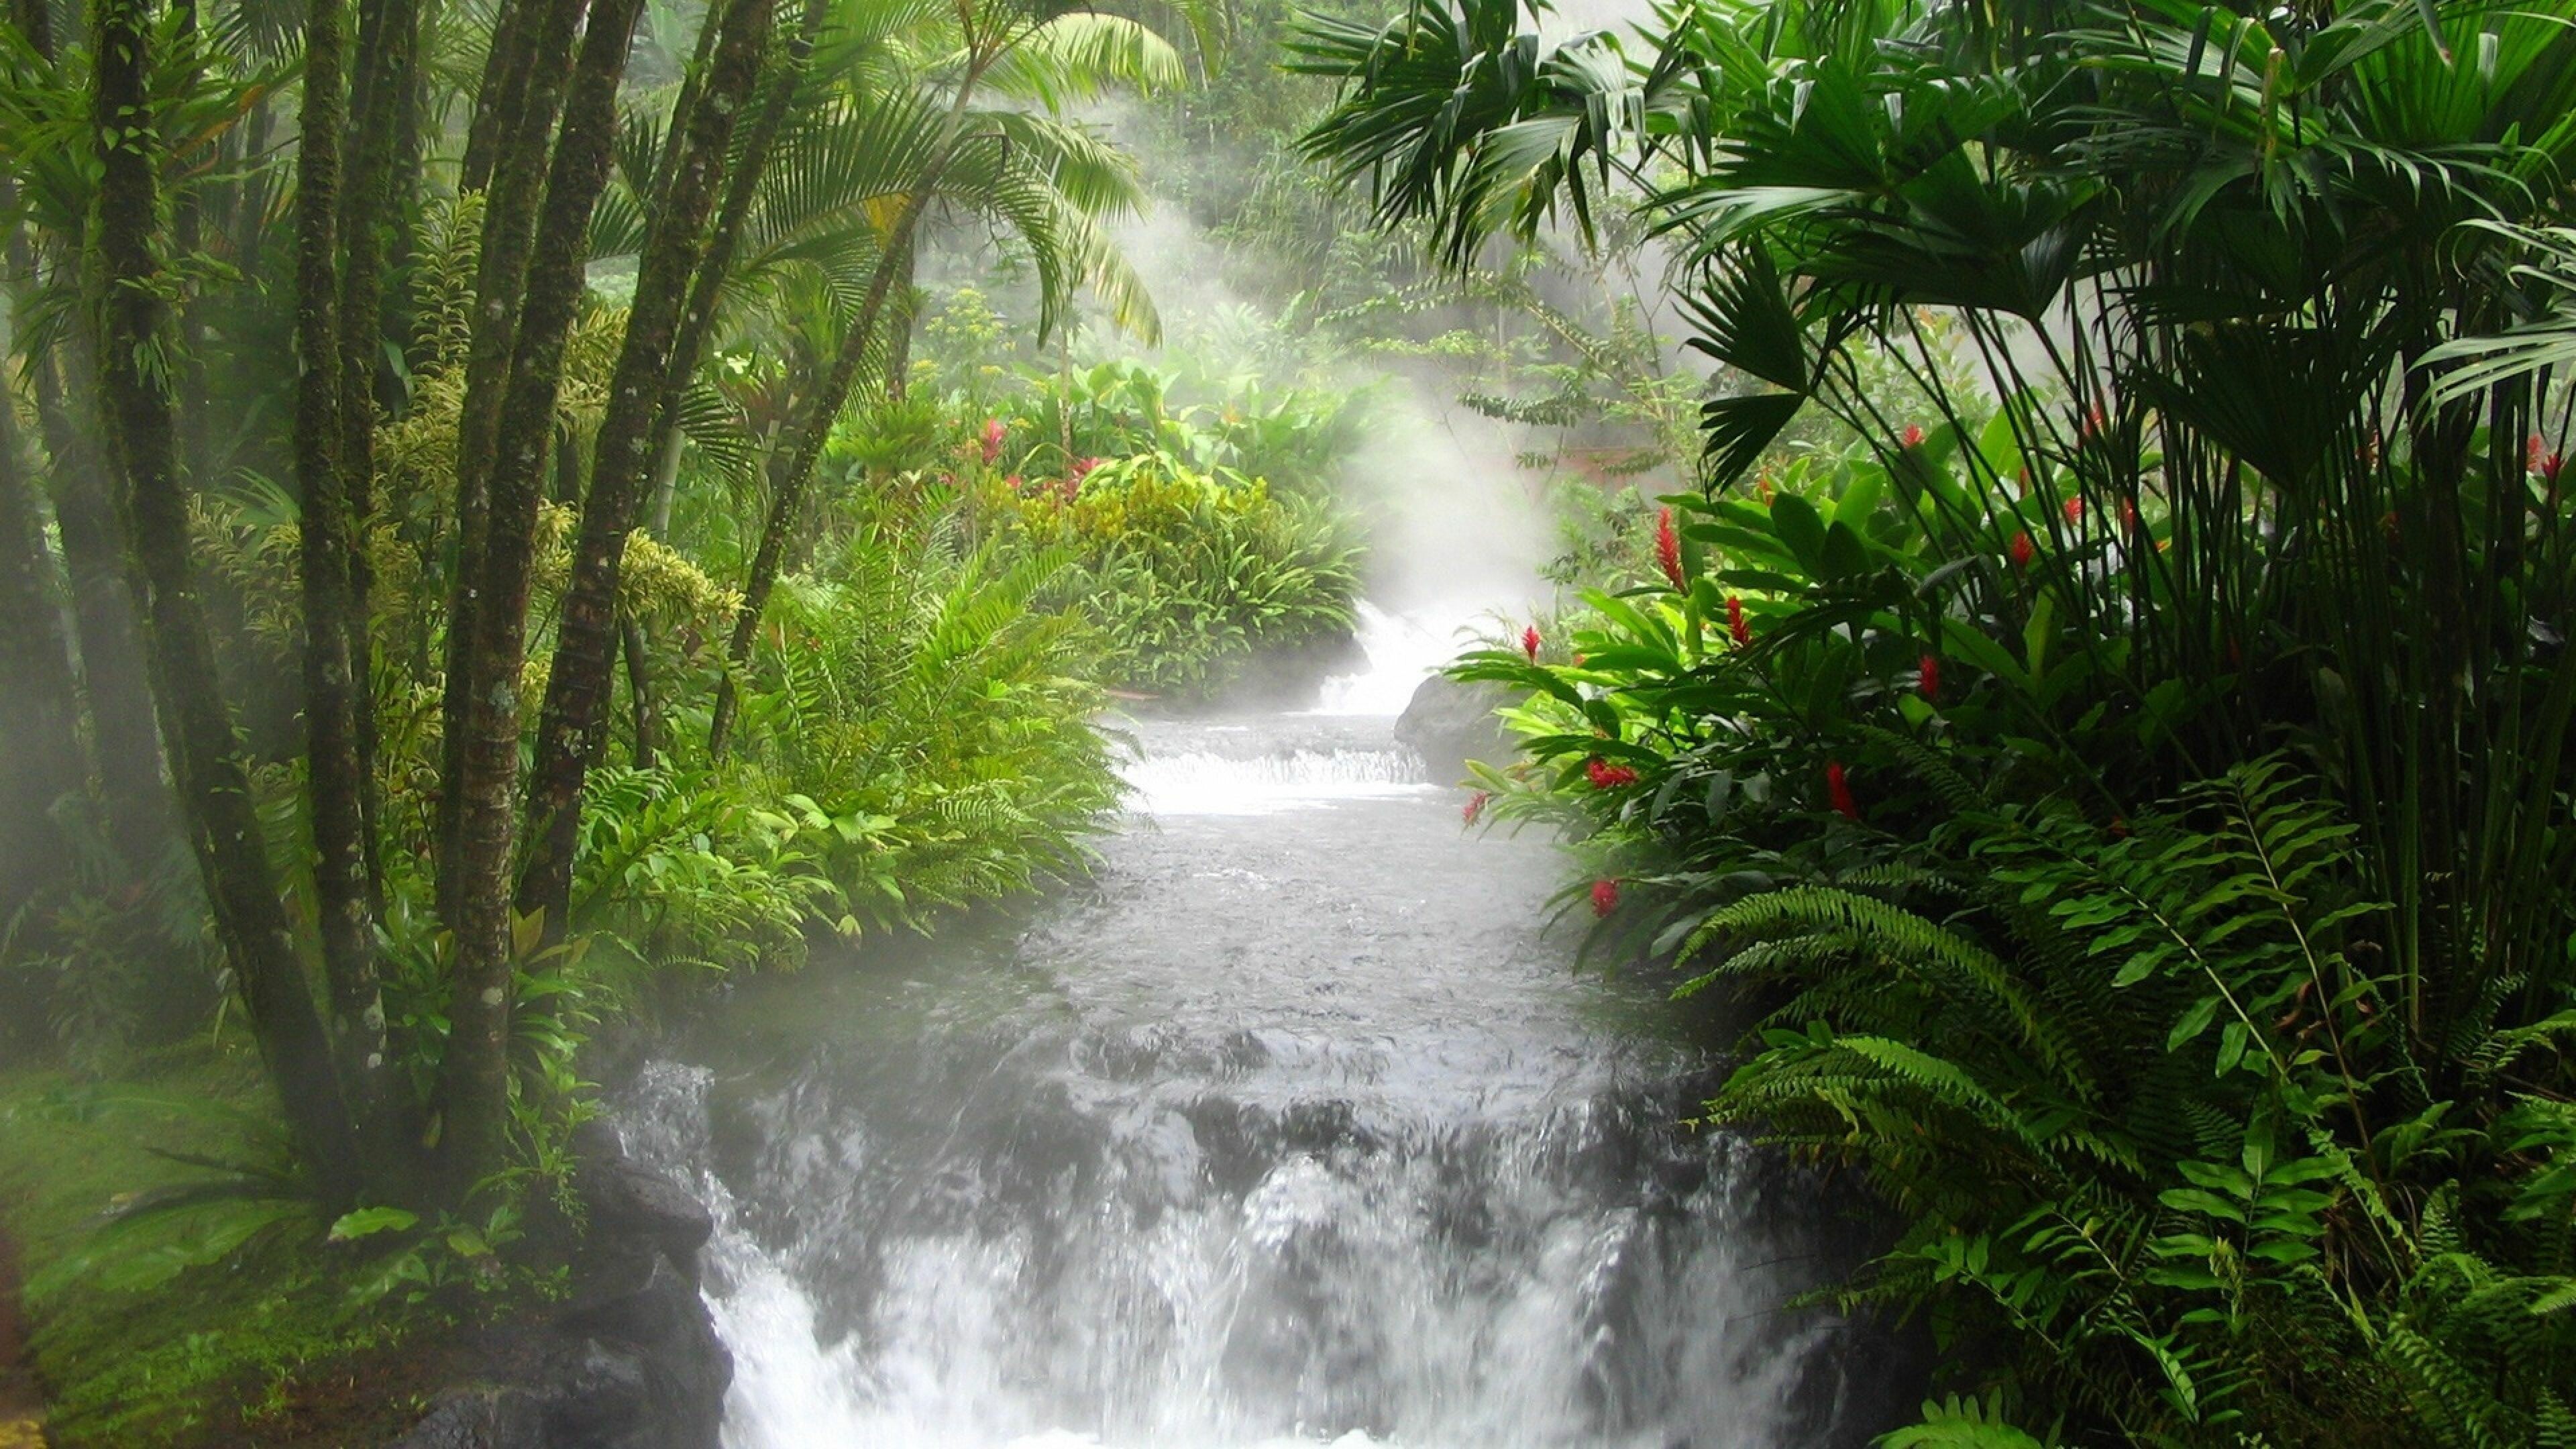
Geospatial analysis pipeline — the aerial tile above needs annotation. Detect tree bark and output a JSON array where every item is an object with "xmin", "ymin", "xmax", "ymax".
[
  {"xmin": 519, "ymin": 0, "xmax": 777, "ymax": 929},
  {"xmin": 431, "ymin": 0, "xmax": 649, "ymax": 1199},
  {"xmin": 435, "ymin": 0, "xmax": 594, "ymax": 926},
  {"xmin": 0, "ymin": 382, "xmax": 83, "ymax": 916},
  {"xmin": 621, "ymin": 612, "xmax": 656, "ymax": 767},
  {"xmin": 337, "ymin": 0, "xmax": 423, "ymax": 909},
  {"xmin": 90, "ymin": 0, "xmax": 362, "ymax": 1207},
  {"xmin": 32, "ymin": 341, "xmax": 169, "ymax": 869},
  {"xmin": 294, "ymin": 0, "xmax": 403, "ymax": 1171}
]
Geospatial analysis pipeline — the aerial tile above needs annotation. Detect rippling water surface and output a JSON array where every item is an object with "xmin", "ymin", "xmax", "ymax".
[{"xmin": 616, "ymin": 631, "xmax": 1896, "ymax": 1448}]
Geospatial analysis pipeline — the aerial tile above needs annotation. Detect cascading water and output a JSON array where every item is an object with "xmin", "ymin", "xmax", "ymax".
[{"xmin": 614, "ymin": 632, "xmax": 1897, "ymax": 1449}]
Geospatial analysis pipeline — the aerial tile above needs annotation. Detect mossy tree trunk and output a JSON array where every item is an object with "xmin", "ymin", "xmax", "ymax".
[
  {"xmin": 89, "ymin": 0, "xmax": 362, "ymax": 1207},
  {"xmin": 519, "ymin": 0, "xmax": 780, "ymax": 932},
  {"xmin": 430, "ymin": 0, "xmax": 649, "ymax": 1200}
]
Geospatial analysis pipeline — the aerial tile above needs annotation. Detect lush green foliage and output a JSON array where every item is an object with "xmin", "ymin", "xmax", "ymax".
[{"xmin": 1305, "ymin": 0, "xmax": 2576, "ymax": 1439}]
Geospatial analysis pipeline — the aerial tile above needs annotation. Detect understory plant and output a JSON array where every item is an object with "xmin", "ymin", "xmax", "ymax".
[{"xmin": 1304, "ymin": 0, "xmax": 2576, "ymax": 1439}]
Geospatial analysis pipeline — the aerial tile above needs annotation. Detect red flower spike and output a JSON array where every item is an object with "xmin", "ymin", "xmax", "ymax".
[
  {"xmin": 1462, "ymin": 791, "xmax": 1489, "ymax": 826},
  {"xmin": 2531, "ymin": 435, "xmax": 2548, "ymax": 473},
  {"xmin": 1919, "ymin": 653, "xmax": 1941, "ymax": 701},
  {"xmin": 980, "ymin": 417, "xmax": 1006, "ymax": 465},
  {"xmin": 1726, "ymin": 596, "xmax": 1751, "ymax": 649},
  {"xmin": 1521, "ymin": 625, "xmax": 1543, "ymax": 663},
  {"xmin": 1900, "ymin": 425, "xmax": 1925, "ymax": 449},
  {"xmin": 1826, "ymin": 761, "xmax": 1862, "ymax": 822},
  {"xmin": 1654, "ymin": 506, "xmax": 1686, "ymax": 590},
  {"xmin": 2062, "ymin": 496, "xmax": 2084, "ymax": 524},
  {"xmin": 1585, "ymin": 757, "xmax": 1640, "ymax": 790},
  {"xmin": 2548, "ymin": 453, "xmax": 2566, "ymax": 488},
  {"xmin": 1591, "ymin": 879, "xmax": 1621, "ymax": 917},
  {"xmin": 2009, "ymin": 531, "xmax": 2036, "ymax": 570},
  {"xmin": 1071, "ymin": 456, "xmax": 1102, "ymax": 482}
]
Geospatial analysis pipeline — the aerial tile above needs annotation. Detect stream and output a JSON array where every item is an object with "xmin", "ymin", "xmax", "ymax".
[{"xmin": 614, "ymin": 609, "xmax": 1898, "ymax": 1448}]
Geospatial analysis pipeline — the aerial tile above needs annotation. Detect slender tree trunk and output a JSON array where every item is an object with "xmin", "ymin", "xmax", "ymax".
[
  {"xmin": 0, "ymin": 388, "xmax": 83, "ymax": 916},
  {"xmin": 707, "ymin": 180, "xmax": 953, "ymax": 756},
  {"xmin": 294, "ymin": 0, "xmax": 402, "ymax": 1172},
  {"xmin": 458, "ymin": 0, "xmax": 532, "ymax": 195},
  {"xmin": 621, "ymin": 612, "xmax": 655, "ymax": 766},
  {"xmin": 32, "ymin": 342, "xmax": 168, "ymax": 868},
  {"xmin": 431, "ymin": 0, "xmax": 649, "ymax": 1199},
  {"xmin": 90, "ymin": 0, "xmax": 361, "ymax": 1207},
  {"xmin": 706, "ymin": 46, "xmax": 997, "ymax": 760},
  {"xmin": 435, "ymin": 0, "xmax": 593, "ymax": 925},
  {"xmin": 639, "ymin": 0, "xmax": 826, "ymax": 478},
  {"xmin": 519, "ymin": 0, "xmax": 777, "ymax": 928},
  {"xmin": 336, "ymin": 0, "xmax": 419, "ymax": 912}
]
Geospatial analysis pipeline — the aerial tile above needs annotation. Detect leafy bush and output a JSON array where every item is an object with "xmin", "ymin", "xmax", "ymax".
[{"xmin": 983, "ymin": 450, "xmax": 1364, "ymax": 696}]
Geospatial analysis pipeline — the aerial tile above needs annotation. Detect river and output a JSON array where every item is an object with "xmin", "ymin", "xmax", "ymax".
[{"xmin": 614, "ymin": 612, "xmax": 1900, "ymax": 1448}]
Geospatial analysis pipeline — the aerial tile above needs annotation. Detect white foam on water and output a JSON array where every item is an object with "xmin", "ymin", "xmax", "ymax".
[{"xmin": 1120, "ymin": 747, "xmax": 1433, "ymax": 816}]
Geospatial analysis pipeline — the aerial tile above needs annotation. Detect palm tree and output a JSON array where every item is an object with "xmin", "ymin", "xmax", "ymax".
[{"xmin": 702, "ymin": 0, "xmax": 1185, "ymax": 756}]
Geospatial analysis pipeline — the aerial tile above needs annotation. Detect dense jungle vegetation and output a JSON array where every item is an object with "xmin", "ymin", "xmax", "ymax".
[
  {"xmin": 1298, "ymin": 0, "xmax": 2576, "ymax": 1441},
  {"xmin": 1, "ymin": 0, "xmax": 2573, "ymax": 1438}
]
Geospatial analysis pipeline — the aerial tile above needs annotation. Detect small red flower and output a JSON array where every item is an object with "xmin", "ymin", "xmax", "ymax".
[
  {"xmin": 980, "ymin": 417, "xmax": 1006, "ymax": 465},
  {"xmin": 1654, "ymin": 506, "xmax": 1685, "ymax": 590},
  {"xmin": 2530, "ymin": 435, "xmax": 2547, "ymax": 473},
  {"xmin": 1918, "ymin": 653, "xmax": 1941, "ymax": 701},
  {"xmin": 1004, "ymin": 473, "xmax": 1024, "ymax": 493},
  {"xmin": 2062, "ymin": 496, "xmax": 2084, "ymax": 524},
  {"xmin": 1825, "ymin": 761, "xmax": 1861, "ymax": 822},
  {"xmin": 1726, "ymin": 595, "xmax": 1751, "ymax": 649},
  {"xmin": 2009, "ymin": 530, "xmax": 2036, "ymax": 570},
  {"xmin": 1071, "ymin": 455, "xmax": 1102, "ymax": 481},
  {"xmin": 1900, "ymin": 424, "xmax": 1925, "ymax": 449},
  {"xmin": 1590, "ymin": 879, "xmax": 1621, "ymax": 917},
  {"xmin": 1585, "ymin": 757, "xmax": 1640, "ymax": 790},
  {"xmin": 2547, "ymin": 453, "xmax": 2566, "ymax": 488},
  {"xmin": 1521, "ymin": 625, "xmax": 1542, "ymax": 663},
  {"xmin": 1462, "ymin": 790, "xmax": 1489, "ymax": 826}
]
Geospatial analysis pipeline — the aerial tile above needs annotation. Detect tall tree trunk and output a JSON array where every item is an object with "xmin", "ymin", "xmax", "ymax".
[
  {"xmin": 435, "ymin": 0, "xmax": 594, "ymax": 926},
  {"xmin": 621, "ymin": 613, "xmax": 655, "ymax": 767},
  {"xmin": 32, "ymin": 342, "xmax": 168, "ymax": 868},
  {"xmin": 639, "ymin": 0, "xmax": 826, "ymax": 478},
  {"xmin": 0, "ymin": 384, "xmax": 83, "ymax": 916},
  {"xmin": 519, "ymin": 0, "xmax": 777, "ymax": 929},
  {"xmin": 431, "ymin": 0, "xmax": 649, "ymax": 1199},
  {"xmin": 294, "ymin": 0, "xmax": 402, "ymax": 1173},
  {"xmin": 90, "ymin": 0, "xmax": 361, "ymax": 1206},
  {"xmin": 335, "ymin": 0, "xmax": 419, "ymax": 911}
]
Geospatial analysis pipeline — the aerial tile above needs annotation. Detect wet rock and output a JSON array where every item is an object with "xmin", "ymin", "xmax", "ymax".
[
  {"xmin": 386, "ymin": 1387, "xmax": 545, "ymax": 1449},
  {"xmin": 1394, "ymin": 674, "xmax": 1517, "ymax": 782},
  {"xmin": 385, "ymin": 1133, "xmax": 731, "ymax": 1448}
]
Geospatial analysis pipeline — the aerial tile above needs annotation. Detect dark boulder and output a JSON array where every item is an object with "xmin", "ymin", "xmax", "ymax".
[
  {"xmin": 1394, "ymin": 674, "xmax": 1517, "ymax": 782},
  {"xmin": 386, "ymin": 1132, "xmax": 731, "ymax": 1448}
]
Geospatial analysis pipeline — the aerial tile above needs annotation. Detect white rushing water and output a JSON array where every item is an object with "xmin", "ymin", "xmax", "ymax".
[{"xmin": 614, "ymin": 634, "xmax": 1898, "ymax": 1449}]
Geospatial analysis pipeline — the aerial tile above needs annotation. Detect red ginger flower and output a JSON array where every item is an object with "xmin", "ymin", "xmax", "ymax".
[
  {"xmin": 1522, "ymin": 625, "xmax": 1542, "ymax": 663},
  {"xmin": 2548, "ymin": 453, "xmax": 2567, "ymax": 488},
  {"xmin": 1726, "ymin": 595, "xmax": 1751, "ymax": 649},
  {"xmin": 1585, "ymin": 757, "xmax": 1640, "ymax": 790},
  {"xmin": 1900, "ymin": 424, "xmax": 1925, "ymax": 449},
  {"xmin": 1462, "ymin": 790, "xmax": 1489, "ymax": 826},
  {"xmin": 2531, "ymin": 435, "xmax": 2548, "ymax": 473},
  {"xmin": 1654, "ymin": 506, "xmax": 1685, "ymax": 590},
  {"xmin": 1919, "ymin": 653, "xmax": 1941, "ymax": 701},
  {"xmin": 1071, "ymin": 455, "xmax": 1102, "ymax": 481},
  {"xmin": 2009, "ymin": 530, "xmax": 2036, "ymax": 570},
  {"xmin": 2063, "ymin": 496, "xmax": 2084, "ymax": 523},
  {"xmin": 1826, "ymin": 761, "xmax": 1862, "ymax": 822},
  {"xmin": 980, "ymin": 417, "xmax": 1006, "ymax": 464},
  {"xmin": 1591, "ymin": 878, "xmax": 1621, "ymax": 917}
]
